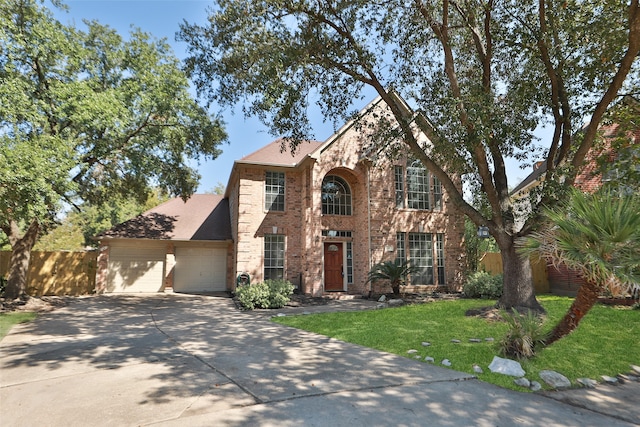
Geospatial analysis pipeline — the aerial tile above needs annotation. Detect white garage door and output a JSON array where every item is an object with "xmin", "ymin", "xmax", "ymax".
[
  {"xmin": 174, "ymin": 247, "xmax": 227, "ymax": 293},
  {"xmin": 107, "ymin": 244, "xmax": 166, "ymax": 293}
]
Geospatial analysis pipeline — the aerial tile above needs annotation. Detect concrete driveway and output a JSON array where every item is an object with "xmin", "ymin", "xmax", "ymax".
[{"xmin": 0, "ymin": 294, "xmax": 634, "ymax": 426}]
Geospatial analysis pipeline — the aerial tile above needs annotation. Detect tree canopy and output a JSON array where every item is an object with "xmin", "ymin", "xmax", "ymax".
[
  {"xmin": 34, "ymin": 190, "xmax": 170, "ymax": 251},
  {"xmin": 180, "ymin": 0, "xmax": 639, "ymax": 310},
  {"xmin": 0, "ymin": 0, "xmax": 226, "ymax": 298}
]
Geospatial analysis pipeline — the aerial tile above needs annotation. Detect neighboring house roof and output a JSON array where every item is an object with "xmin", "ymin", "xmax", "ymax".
[
  {"xmin": 237, "ymin": 137, "xmax": 324, "ymax": 167},
  {"xmin": 511, "ymin": 97, "xmax": 639, "ymax": 197},
  {"xmin": 510, "ymin": 160, "xmax": 548, "ymax": 195},
  {"xmin": 99, "ymin": 194, "xmax": 232, "ymax": 241}
]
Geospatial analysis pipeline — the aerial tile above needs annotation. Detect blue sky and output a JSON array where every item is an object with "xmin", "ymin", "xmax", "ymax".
[{"xmin": 52, "ymin": 0, "xmax": 533, "ymax": 194}]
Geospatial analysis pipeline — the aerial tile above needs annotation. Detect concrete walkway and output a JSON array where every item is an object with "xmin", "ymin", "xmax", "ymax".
[{"xmin": 0, "ymin": 294, "xmax": 635, "ymax": 426}]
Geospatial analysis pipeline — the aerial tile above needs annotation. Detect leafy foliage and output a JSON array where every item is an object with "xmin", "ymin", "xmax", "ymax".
[
  {"xmin": 463, "ymin": 271, "xmax": 503, "ymax": 299},
  {"xmin": 34, "ymin": 191, "xmax": 170, "ymax": 250},
  {"xmin": 367, "ymin": 260, "xmax": 419, "ymax": 296},
  {"xmin": 596, "ymin": 98, "xmax": 640, "ymax": 195},
  {"xmin": 519, "ymin": 189, "xmax": 640, "ymax": 343},
  {"xmin": 498, "ymin": 309, "xmax": 546, "ymax": 360},
  {"xmin": 0, "ymin": 0, "xmax": 226, "ymax": 297},
  {"xmin": 464, "ymin": 218, "xmax": 498, "ymax": 273},
  {"xmin": 0, "ymin": 0, "xmax": 225, "ymax": 231},
  {"xmin": 235, "ymin": 280, "xmax": 294, "ymax": 310},
  {"xmin": 520, "ymin": 190, "xmax": 640, "ymax": 293}
]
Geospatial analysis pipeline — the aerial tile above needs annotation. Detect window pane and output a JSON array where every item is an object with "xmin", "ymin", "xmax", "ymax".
[
  {"xmin": 396, "ymin": 232, "xmax": 406, "ymax": 265},
  {"xmin": 265, "ymin": 171, "xmax": 285, "ymax": 211},
  {"xmin": 408, "ymin": 232, "xmax": 433, "ymax": 284},
  {"xmin": 394, "ymin": 166, "xmax": 405, "ymax": 208},
  {"xmin": 407, "ymin": 160, "xmax": 430, "ymax": 210},
  {"xmin": 433, "ymin": 175, "xmax": 442, "ymax": 211},
  {"xmin": 321, "ymin": 175, "xmax": 352, "ymax": 215},
  {"xmin": 346, "ymin": 242, "xmax": 353, "ymax": 284},
  {"xmin": 264, "ymin": 234, "xmax": 285, "ymax": 280},
  {"xmin": 436, "ymin": 233, "xmax": 445, "ymax": 285}
]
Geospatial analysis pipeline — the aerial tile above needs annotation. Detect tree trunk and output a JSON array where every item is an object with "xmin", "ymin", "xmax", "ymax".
[
  {"xmin": 496, "ymin": 242, "xmax": 544, "ymax": 313},
  {"xmin": 4, "ymin": 220, "xmax": 40, "ymax": 300},
  {"xmin": 392, "ymin": 281, "xmax": 400, "ymax": 296},
  {"xmin": 546, "ymin": 279, "xmax": 600, "ymax": 346}
]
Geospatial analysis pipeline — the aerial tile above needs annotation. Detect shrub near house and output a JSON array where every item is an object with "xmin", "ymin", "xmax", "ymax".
[{"xmin": 235, "ymin": 280, "xmax": 294, "ymax": 310}]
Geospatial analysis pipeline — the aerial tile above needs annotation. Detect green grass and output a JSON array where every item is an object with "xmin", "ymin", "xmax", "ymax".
[
  {"xmin": 273, "ymin": 295, "xmax": 640, "ymax": 391},
  {"xmin": 0, "ymin": 312, "xmax": 37, "ymax": 340}
]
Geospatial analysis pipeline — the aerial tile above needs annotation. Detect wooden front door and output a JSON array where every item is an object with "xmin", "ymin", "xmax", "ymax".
[{"xmin": 324, "ymin": 242, "xmax": 344, "ymax": 291}]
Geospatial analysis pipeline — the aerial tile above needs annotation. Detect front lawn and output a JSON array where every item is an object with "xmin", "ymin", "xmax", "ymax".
[
  {"xmin": 0, "ymin": 312, "xmax": 37, "ymax": 340},
  {"xmin": 273, "ymin": 295, "xmax": 639, "ymax": 391}
]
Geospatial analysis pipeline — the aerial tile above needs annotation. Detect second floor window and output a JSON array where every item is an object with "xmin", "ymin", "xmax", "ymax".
[
  {"xmin": 265, "ymin": 171, "xmax": 285, "ymax": 211},
  {"xmin": 407, "ymin": 160, "xmax": 430, "ymax": 210},
  {"xmin": 322, "ymin": 175, "xmax": 352, "ymax": 215},
  {"xmin": 394, "ymin": 159, "xmax": 442, "ymax": 211}
]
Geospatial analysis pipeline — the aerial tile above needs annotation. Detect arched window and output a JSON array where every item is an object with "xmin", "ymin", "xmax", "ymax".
[{"xmin": 322, "ymin": 175, "xmax": 352, "ymax": 215}]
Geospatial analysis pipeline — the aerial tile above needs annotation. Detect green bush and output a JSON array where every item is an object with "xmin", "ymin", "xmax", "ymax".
[
  {"xmin": 498, "ymin": 309, "xmax": 546, "ymax": 359},
  {"xmin": 236, "ymin": 279, "xmax": 294, "ymax": 310},
  {"xmin": 463, "ymin": 271, "xmax": 503, "ymax": 299}
]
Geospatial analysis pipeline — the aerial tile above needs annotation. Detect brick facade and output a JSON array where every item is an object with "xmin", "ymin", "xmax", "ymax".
[{"xmin": 228, "ymin": 97, "xmax": 466, "ymax": 296}]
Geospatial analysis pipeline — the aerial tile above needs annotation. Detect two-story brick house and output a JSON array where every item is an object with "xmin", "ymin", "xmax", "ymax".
[{"xmin": 96, "ymin": 95, "xmax": 465, "ymax": 296}]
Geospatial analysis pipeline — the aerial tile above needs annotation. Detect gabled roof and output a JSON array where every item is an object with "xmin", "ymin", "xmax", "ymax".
[
  {"xmin": 99, "ymin": 194, "xmax": 232, "ymax": 241},
  {"xmin": 237, "ymin": 137, "xmax": 324, "ymax": 167}
]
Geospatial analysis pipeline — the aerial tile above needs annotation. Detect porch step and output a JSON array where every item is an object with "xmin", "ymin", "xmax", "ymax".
[{"xmin": 322, "ymin": 293, "xmax": 364, "ymax": 300}]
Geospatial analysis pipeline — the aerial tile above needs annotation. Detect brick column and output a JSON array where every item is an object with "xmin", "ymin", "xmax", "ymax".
[
  {"xmin": 95, "ymin": 244, "xmax": 110, "ymax": 294},
  {"xmin": 164, "ymin": 242, "xmax": 175, "ymax": 291}
]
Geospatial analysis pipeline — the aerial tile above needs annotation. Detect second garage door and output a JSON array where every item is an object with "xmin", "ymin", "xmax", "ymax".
[{"xmin": 174, "ymin": 247, "xmax": 227, "ymax": 293}]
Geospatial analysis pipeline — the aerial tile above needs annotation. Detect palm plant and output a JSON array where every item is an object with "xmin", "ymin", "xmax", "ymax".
[
  {"xmin": 519, "ymin": 189, "xmax": 640, "ymax": 345},
  {"xmin": 367, "ymin": 260, "xmax": 419, "ymax": 296}
]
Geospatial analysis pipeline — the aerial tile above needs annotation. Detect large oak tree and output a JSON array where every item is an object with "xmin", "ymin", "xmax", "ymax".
[
  {"xmin": 180, "ymin": 0, "xmax": 639, "ymax": 310},
  {"xmin": 0, "ymin": 0, "xmax": 226, "ymax": 299}
]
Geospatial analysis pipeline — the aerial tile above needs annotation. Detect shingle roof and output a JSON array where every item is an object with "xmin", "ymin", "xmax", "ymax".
[
  {"xmin": 99, "ymin": 194, "xmax": 232, "ymax": 241},
  {"xmin": 510, "ymin": 160, "xmax": 548, "ymax": 195},
  {"xmin": 238, "ymin": 137, "xmax": 323, "ymax": 166},
  {"xmin": 510, "ymin": 120, "xmax": 639, "ymax": 196}
]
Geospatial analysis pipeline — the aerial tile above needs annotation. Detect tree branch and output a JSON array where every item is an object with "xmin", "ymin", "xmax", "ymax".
[{"xmin": 570, "ymin": 0, "xmax": 640, "ymax": 178}]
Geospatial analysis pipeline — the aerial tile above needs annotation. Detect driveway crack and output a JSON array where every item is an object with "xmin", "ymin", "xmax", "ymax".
[{"xmin": 149, "ymin": 306, "xmax": 264, "ymax": 405}]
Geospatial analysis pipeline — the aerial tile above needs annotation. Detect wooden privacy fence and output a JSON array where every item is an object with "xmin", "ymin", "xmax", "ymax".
[
  {"xmin": 479, "ymin": 252, "xmax": 550, "ymax": 294},
  {"xmin": 0, "ymin": 251, "xmax": 97, "ymax": 296}
]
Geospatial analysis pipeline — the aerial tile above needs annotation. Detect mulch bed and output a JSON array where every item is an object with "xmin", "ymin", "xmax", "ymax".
[
  {"xmin": 0, "ymin": 296, "xmax": 69, "ymax": 313},
  {"xmin": 287, "ymin": 291, "xmax": 464, "ymax": 307}
]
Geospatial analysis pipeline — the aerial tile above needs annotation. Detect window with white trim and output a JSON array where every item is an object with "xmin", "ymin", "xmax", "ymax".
[
  {"xmin": 436, "ymin": 233, "xmax": 445, "ymax": 284},
  {"xmin": 264, "ymin": 234, "xmax": 285, "ymax": 280},
  {"xmin": 407, "ymin": 160, "xmax": 430, "ymax": 210},
  {"xmin": 396, "ymin": 232, "xmax": 406, "ymax": 265},
  {"xmin": 433, "ymin": 176, "xmax": 443, "ymax": 211},
  {"xmin": 394, "ymin": 159, "xmax": 445, "ymax": 210},
  {"xmin": 409, "ymin": 232, "xmax": 433, "ymax": 284},
  {"xmin": 322, "ymin": 175, "xmax": 352, "ymax": 215},
  {"xmin": 346, "ymin": 242, "xmax": 353, "ymax": 284},
  {"xmin": 265, "ymin": 171, "xmax": 285, "ymax": 211},
  {"xmin": 394, "ymin": 166, "xmax": 405, "ymax": 208},
  {"xmin": 395, "ymin": 232, "xmax": 446, "ymax": 285}
]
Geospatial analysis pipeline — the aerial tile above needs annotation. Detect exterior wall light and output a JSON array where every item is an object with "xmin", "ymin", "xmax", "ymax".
[{"xmin": 477, "ymin": 226, "xmax": 490, "ymax": 239}]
